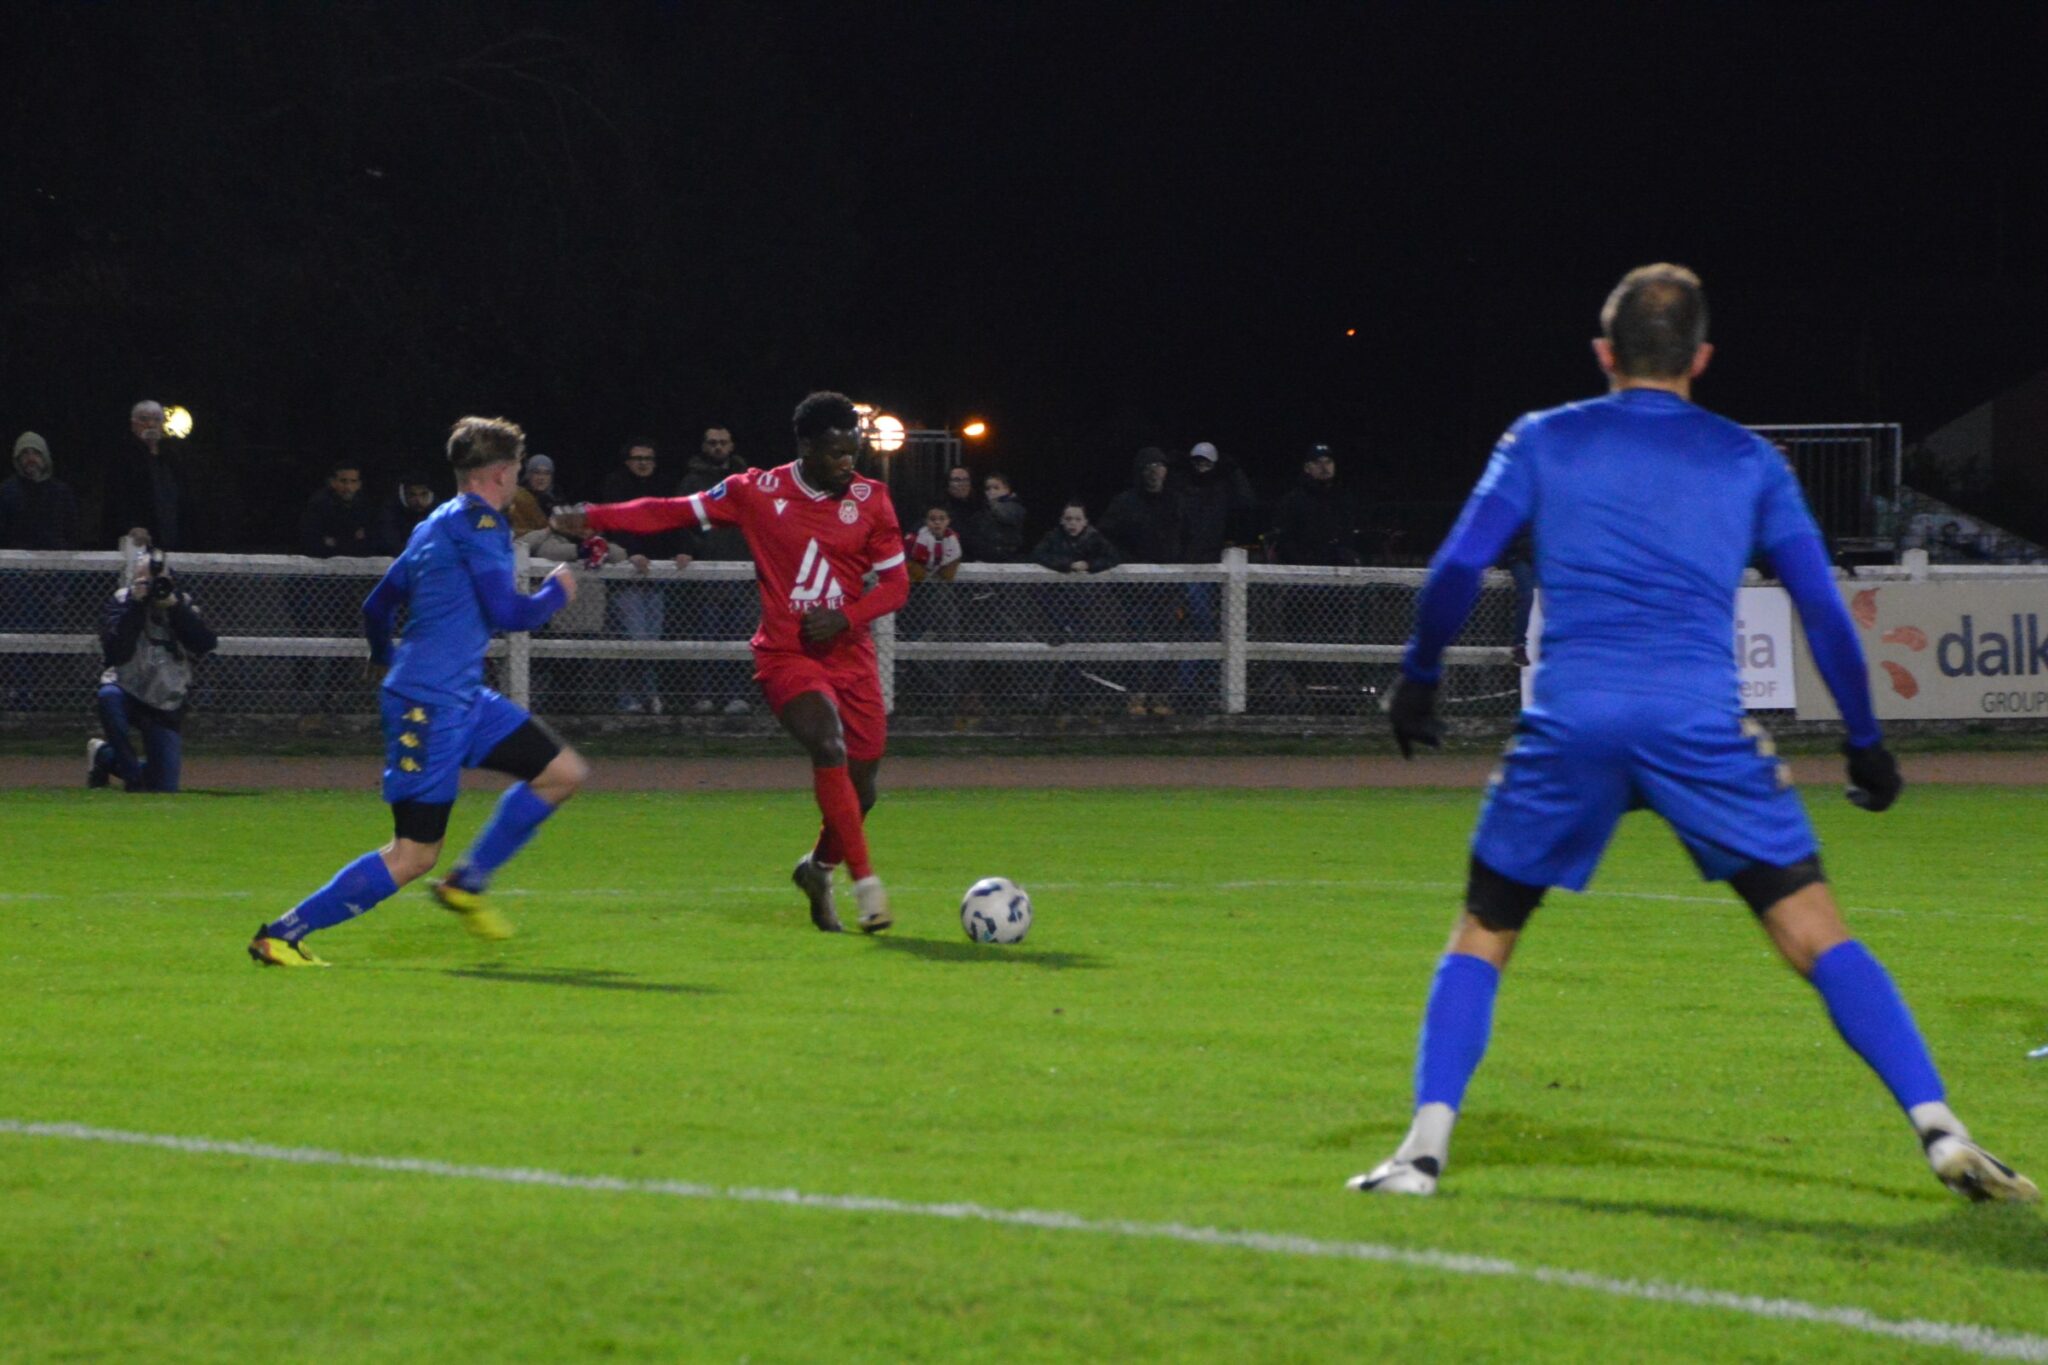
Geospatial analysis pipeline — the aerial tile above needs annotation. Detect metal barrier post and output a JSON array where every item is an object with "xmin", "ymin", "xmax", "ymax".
[
  {"xmin": 507, "ymin": 542, "xmax": 532, "ymax": 706},
  {"xmin": 1222, "ymin": 548, "xmax": 1248, "ymax": 714},
  {"xmin": 873, "ymin": 610, "xmax": 897, "ymax": 713}
]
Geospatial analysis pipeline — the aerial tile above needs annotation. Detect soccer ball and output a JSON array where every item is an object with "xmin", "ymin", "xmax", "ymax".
[{"xmin": 960, "ymin": 877, "xmax": 1032, "ymax": 945}]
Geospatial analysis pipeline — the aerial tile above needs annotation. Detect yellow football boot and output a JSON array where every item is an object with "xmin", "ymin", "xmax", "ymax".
[
  {"xmin": 430, "ymin": 879, "xmax": 514, "ymax": 941},
  {"xmin": 247, "ymin": 933, "xmax": 329, "ymax": 968}
]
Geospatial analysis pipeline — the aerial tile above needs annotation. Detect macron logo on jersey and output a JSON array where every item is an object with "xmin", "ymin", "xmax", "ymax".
[{"xmin": 788, "ymin": 538, "xmax": 845, "ymax": 610}]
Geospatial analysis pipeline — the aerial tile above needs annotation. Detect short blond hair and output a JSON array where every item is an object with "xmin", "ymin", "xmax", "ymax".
[{"xmin": 446, "ymin": 415, "xmax": 526, "ymax": 473}]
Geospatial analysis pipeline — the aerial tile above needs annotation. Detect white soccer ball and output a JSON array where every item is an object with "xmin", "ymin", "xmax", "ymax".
[{"xmin": 961, "ymin": 876, "xmax": 1032, "ymax": 945}]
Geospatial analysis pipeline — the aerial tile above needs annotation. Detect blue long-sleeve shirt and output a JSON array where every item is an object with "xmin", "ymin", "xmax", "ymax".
[
  {"xmin": 363, "ymin": 492, "xmax": 566, "ymax": 706},
  {"xmin": 1403, "ymin": 388, "xmax": 1879, "ymax": 747}
]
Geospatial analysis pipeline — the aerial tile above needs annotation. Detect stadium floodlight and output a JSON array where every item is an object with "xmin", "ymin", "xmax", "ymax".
[
  {"xmin": 961, "ymin": 420, "xmax": 989, "ymax": 440},
  {"xmin": 163, "ymin": 406, "xmax": 194, "ymax": 439},
  {"xmin": 869, "ymin": 413, "xmax": 906, "ymax": 453}
]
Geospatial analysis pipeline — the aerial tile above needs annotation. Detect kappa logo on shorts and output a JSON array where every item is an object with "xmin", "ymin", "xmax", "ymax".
[
  {"xmin": 399, "ymin": 757, "xmax": 422, "ymax": 773},
  {"xmin": 399, "ymin": 732, "xmax": 421, "ymax": 749},
  {"xmin": 757, "ymin": 471, "xmax": 781, "ymax": 493},
  {"xmin": 851, "ymin": 482, "xmax": 871, "ymax": 502},
  {"xmin": 838, "ymin": 501, "xmax": 859, "ymax": 524},
  {"xmin": 405, "ymin": 707, "xmax": 428, "ymax": 723}
]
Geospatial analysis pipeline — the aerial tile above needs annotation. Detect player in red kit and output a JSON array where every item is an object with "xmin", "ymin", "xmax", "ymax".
[{"xmin": 552, "ymin": 392, "xmax": 909, "ymax": 934}]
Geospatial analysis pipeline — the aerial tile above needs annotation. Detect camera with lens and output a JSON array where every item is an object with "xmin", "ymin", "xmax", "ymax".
[{"xmin": 143, "ymin": 549, "xmax": 178, "ymax": 604}]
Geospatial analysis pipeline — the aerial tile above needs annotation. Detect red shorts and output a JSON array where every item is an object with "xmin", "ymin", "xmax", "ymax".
[{"xmin": 754, "ymin": 648, "xmax": 888, "ymax": 762}]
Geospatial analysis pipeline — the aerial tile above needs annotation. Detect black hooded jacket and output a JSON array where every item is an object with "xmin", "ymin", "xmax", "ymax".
[{"xmin": 1098, "ymin": 450, "xmax": 1183, "ymax": 564}]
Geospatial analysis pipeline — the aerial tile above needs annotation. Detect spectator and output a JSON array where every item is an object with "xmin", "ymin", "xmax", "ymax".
[
  {"xmin": 676, "ymin": 425, "xmax": 754, "ymax": 715},
  {"xmin": 1271, "ymin": 444, "xmax": 1363, "ymax": 566},
  {"xmin": 1033, "ymin": 501, "xmax": 1123, "ymax": 574},
  {"xmin": 376, "ymin": 470, "xmax": 440, "ymax": 555},
  {"xmin": 906, "ymin": 505, "xmax": 963, "ymax": 582},
  {"xmin": 1176, "ymin": 440, "xmax": 1258, "ymax": 564},
  {"xmin": 106, "ymin": 399, "xmax": 181, "ymax": 550},
  {"xmin": 1098, "ymin": 446, "xmax": 1182, "ymax": 563},
  {"xmin": 1, "ymin": 431, "xmax": 82, "ymax": 550},
  {"xmin": 962, "ymin": 472, "xmax": 1027, "ymax": 563},
  {"xmin": 941, "ymin": 466, "xmax": 980, "ymax": 527},
  {"xmin": 299, "ymin": 461, "xmax": 378, "ymax": 558},
  {"xmin": 1099, "ymin": 447, "xmax": 1183, "ymax": 713},
  {"xmin": 87, "ymin": 550, "xmax": 217, "ymax": 793},
  {"xmin": 598, "ymin": 439, "xmax": 681, "ymax": 713},
  {"xmin": 507, "ymin": 454, "xmax": 558, "ymax": 535},
  {"xmin": 1269, "ymin": 444, "xmax": 1367, "ymax": 711},
  {"xmin": 1171, "ymin": 442, "xmax": 1255, "ymax": 707}
]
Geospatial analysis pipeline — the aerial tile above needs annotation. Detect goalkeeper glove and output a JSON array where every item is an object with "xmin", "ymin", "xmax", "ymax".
[
  {"xmin": 1386, "ymin": 675, "xmax": 1443, "ymax": 759},
  {"xmin": 1844, "ymin": 740, "xmax": 1902, "ymax": 811}
]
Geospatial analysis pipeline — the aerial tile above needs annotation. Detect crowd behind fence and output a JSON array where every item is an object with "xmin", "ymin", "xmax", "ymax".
[{"xmin": 0, "ymin": 548, "xmax": 1529, "ymax": 727}]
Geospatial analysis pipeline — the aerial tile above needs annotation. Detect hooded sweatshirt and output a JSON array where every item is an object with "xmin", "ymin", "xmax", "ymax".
[
  {"xmin": 1098, "ymin": 448, "xmax": 1183, "ymax": 564},
  {"xmin": 0, "ymin": 432, "xmax": 82, "ymax": 550}
]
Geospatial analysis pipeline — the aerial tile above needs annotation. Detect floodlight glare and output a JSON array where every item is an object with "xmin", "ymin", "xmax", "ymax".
[
  {"xmin": 869, "ymin": 413, "xmax": 906, "ymax": 453},
  {"xmin": 961, "ymin": 420, "xmax": 989, "ymax": 440},
  {"xmin": 163, "ymin": 406, "xmax": 194, "ymax": 439}
]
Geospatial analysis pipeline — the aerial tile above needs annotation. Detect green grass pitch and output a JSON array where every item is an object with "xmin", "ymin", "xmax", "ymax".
[{"xmin": 3, "ymin": 782, "xmax": 2044, "ymax": 1362}]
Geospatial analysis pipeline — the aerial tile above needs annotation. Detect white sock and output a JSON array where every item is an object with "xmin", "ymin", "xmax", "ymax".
[
  {"xmin": 1394, "ymin": 1102, "xmax": 1457, "ymax": 1168},
  {"xmin": 1909, "ymin": 1100, "xmax": 1966, "ymax": 1146}
]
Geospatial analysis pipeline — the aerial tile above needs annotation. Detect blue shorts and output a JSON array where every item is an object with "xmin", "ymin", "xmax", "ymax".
[
  {"xmin": 1471, "ymin": 692, "xmax": 1816, "ymax": 891},
  {"xmin": 380, "ymin": 688, "xmax": 531, "ymax": 806}
]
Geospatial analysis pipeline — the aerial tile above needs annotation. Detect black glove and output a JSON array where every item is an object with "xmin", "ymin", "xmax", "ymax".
[
  {"xmin": 1844, "ymin": 741, "xmax": 1902, "ymax": 812},
  {"xmin": 1386, "ymin": 675, "xmax": 1443, "ymax": 759}
]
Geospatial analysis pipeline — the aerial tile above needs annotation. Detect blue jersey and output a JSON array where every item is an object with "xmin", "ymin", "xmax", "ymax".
[
  {"xmin": 363, "ymin": 493, "xmax": 564, "ymax": 707},
  {"xmin": 1472, "ymin": 389, "xmax": 1816, "ymax": 709}
]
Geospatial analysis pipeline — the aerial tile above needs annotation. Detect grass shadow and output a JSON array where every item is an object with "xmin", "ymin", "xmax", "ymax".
[
  {"xmin": 864, "ymin": 935, "xmax": 1106, "ymax": 970},
  {"xmin": 442, "ymin": 963, "xmax": 716, "ymax": 995},
  {"xmin": 1506, "ymin": 1192, "xmax": 2048, "ymax": 1275}
]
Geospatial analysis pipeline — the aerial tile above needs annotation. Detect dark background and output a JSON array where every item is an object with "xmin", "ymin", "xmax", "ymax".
[{"xmin": 5, "ymin": 1, "xmax": 2046, "ymax": 549}]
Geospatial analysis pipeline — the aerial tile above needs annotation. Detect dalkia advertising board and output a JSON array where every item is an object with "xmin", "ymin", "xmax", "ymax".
[{"xmin": 1794, "ymin": 579, "xmax": 2048, "ymax": 721}]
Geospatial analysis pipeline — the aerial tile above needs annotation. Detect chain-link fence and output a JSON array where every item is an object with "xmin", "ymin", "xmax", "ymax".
[{"xmin": 0, "ymin": 549, "xmax": 1530, "ymax": 731}]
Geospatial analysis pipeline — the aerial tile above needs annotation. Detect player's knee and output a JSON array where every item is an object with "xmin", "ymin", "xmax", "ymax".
[
  {"xmin": 1466, "ymin": 855, "xmax": 1546, "ymax": 932},
  {"xmin": 542, "ymin": 746, "xmax": 591, "ymax": 798},
  {"xmin": 383, "ymin": 839, "xmax": 441, "ymax": 884},
  {"xmin": 1729, "ymin": 855, "xmax": 1826, "ymax": 917},
  {"xmin": 810, "ymin": 735, "xmax": 848, "ymax": 768}
]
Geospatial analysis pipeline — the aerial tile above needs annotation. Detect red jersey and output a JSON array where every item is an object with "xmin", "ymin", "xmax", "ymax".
[{"xmin": 586, "ymin": 461, "xmax": 908, "ymax": 660}]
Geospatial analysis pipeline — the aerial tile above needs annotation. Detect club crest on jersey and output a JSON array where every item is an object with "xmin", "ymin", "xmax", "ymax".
[
  {"xmin": 838, "ymin": 501, "xmax": 859, "ymax": 524},
  {"xmin": 788, "ymin": 538, "xmax": 846, "ymax": 611},
  {"xmin": 757, "ymin": 471, "xmax": 781, "ymax": 493},
  {"xmin": 851, "ymin": 481, "xmax": 872, "ymax": 502}
]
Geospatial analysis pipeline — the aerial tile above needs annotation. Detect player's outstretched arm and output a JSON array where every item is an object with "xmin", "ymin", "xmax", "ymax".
[
  {"xmin": 471, "ymin": 559, "xmax": 569, "ymax": 633},
  {"xmin": 362, "ymin": 557, "xmax": 411, "ymax": 668},
  {"xmin": 1767, "ymin": 531, "xmax": 1900, "ymax": 810}
]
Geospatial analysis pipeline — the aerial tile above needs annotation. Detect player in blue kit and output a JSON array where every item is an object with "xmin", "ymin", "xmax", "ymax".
[
  {"xmin": 249, "ymin": 416, "xmax": 589, "ymax": 966},
  {"xmin": 1353, "ymin": 265, "xmax": 2034, "ymax": 1203}
]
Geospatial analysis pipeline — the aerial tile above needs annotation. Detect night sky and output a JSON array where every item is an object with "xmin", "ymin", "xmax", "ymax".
[{"xmin": 6, "ymin": 2, "xmax": 2046, "ymax": 548}]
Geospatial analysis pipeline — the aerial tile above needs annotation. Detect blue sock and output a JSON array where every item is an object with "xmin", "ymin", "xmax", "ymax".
[
  {"xmin": 1809, "ymin": 940, "xmax": 1945, "ymax": 1112},
  {"xmin": 1414, "ymin": 953, "xmax": 1501, "ymax": 1110},
  {"xmin": 266, "ymin": 851, "xmax": 399, "ymax": 943},
  {"xmin": 452, "ymin": 783, "xmax": 556, "ymax": 891}
]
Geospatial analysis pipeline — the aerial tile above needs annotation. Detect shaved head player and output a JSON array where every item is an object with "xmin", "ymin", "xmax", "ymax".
[{"xmin": 555, "ymin": 392, "xmax": 909, "ymax": 933}]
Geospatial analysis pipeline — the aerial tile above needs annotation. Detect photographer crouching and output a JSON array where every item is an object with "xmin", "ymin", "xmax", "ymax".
[{"xmin": 87, "ymin": 549, "xmax": 217, "ymax": 792}]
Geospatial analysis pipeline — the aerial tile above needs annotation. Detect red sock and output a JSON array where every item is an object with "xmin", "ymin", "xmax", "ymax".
[{"xmin": 812, "ymin": 766, "xmax": 872, "ymax": 880}]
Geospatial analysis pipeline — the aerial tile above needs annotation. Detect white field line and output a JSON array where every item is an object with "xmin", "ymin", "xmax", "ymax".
[
  {"xmin": 3, "ymin": 877, "xmax": 2035, "ymax": 924},
  {"xmin": 2, "ymin": 1119, "xmax": 2043, "ymax": 1362}
]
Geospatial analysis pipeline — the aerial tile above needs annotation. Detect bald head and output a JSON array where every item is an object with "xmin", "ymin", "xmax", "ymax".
[{"xmin": 1600, "ymin": 264, "xmax": 1708, "ymax": 379}]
